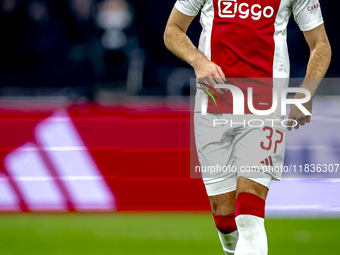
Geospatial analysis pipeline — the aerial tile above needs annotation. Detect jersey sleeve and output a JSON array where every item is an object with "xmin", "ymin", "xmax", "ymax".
[
  {"xmin": 292, "ymin": 0, "xmax": 324, "ymax": 31},
  {"xmin": 174, "ymin": 0, "xmax": 204, "ymax": 17}
]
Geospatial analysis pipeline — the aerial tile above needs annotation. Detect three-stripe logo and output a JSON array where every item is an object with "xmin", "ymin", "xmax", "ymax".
[
  {"xmin": 0, "ymin": 111, "xmax": 116, "ymax": 212},
  {"xmin": 260, "ymin": 156, "xmax": 273, "ymax": 167}
]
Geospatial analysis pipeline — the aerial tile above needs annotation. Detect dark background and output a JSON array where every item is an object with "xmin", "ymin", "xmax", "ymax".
[{"xmin": 0, "ymin": 0, "xmax": 338, "ymax": 99}]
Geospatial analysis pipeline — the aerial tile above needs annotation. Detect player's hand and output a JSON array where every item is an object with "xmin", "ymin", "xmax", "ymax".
[
  {"xmin": 193, "ymin": 56, "xmax": 227, "ymax": 96},
  {"xmin": 287, "ymin": 92, "xmax": 313, "ymax": 131}
]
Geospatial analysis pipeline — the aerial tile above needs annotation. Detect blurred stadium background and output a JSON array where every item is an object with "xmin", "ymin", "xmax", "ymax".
[{"xmin": 0, "ymin": 0, "xmax": 340, "ymax": 254}]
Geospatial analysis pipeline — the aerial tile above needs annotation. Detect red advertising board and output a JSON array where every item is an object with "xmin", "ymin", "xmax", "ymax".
[{"xmin": 0, "ymin": 100, "xmax": 210, "ymax": 212}]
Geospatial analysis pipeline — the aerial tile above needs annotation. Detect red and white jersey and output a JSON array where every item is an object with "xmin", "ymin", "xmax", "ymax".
[{"xmin": 174, "ymin": 0, "xmax": 324, "ymax": 113}]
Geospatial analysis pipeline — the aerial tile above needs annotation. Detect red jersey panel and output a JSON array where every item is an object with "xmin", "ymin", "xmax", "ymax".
[{"xmin": 210, "ymin": 0, "xmax": 282, "ymax": 113}]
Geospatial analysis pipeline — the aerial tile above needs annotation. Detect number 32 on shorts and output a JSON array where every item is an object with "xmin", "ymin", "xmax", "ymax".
[{"xmin": 260, "ymin": 126, "xmax": 283, "ymax": 154}]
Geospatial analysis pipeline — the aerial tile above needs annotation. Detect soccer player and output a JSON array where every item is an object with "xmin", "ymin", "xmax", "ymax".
[{"xmin": 164, "ymin": 0, "xmax": 331, "ymax": 255}]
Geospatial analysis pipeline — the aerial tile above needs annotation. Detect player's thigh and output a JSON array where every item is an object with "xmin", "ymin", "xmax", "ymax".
[
  {"xmin": 233, "ymin": 118, "xmax": 285, "ymax": 200},
  {"xmin": 234, "ymin": 119, "xmax": 285, "ymax": 181},
  {"xmin": 194, "ymin": 112, "xmax": 234, "ymax": 180}
]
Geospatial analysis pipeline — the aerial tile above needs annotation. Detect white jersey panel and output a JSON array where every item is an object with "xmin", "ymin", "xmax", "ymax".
[
  {"xmin": 273, "ymin": 0, "xmax": 292, "ymax": 79},
  {"xmin": 198, "ymin": 1, "xmax": 214, "ymax": 60},
  {"xmin": 195, "ymin": 2, "xmax": 214, "ymax": 113}
]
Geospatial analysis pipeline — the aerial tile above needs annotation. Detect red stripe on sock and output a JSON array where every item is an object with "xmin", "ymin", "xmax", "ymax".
[
  {"xmin": 212, "ymin": 213, "xmax": 237, "ymax": 234},
  {"xmin": 235, "ymin": 193, "xmax": 265, "ymax": 219}
]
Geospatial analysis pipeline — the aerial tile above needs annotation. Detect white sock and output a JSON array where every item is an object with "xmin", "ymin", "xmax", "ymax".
[
  {"xmin": 218, "ymin": 230, "xmax": 239, "ymax": 255},
  {"xmin": 234, "ymin": 215, "xmax": 267, "ymax": 255}
]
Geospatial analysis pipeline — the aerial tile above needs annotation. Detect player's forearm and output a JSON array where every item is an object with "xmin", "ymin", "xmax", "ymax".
[
  {"xmin": 301, "ymin": 40, "xmax": 331, "ymax": 96},
  {"xmin": 164, "ymin": 24, "xmax": 207, "ymax": 68}
]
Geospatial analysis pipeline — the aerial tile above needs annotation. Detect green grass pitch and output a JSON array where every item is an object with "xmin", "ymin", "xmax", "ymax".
[{"xmin": 0, "ymin": 213, "xmax": 339, "ymax": 255}]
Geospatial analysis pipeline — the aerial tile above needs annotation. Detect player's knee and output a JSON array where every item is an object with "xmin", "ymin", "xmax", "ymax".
[{"xmin": 213, "ymin": 213, "xmax": 237, "ymax": 234}]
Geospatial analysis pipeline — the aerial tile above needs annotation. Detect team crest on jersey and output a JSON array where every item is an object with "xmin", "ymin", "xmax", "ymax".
[{"xmin": 218, "ymin": 0, "xmax": 274, "ymax": 20}]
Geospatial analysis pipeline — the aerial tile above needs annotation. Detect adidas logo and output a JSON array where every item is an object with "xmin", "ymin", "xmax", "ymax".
[
  {"xmin": 260, "ymin": 156, "xmax": 273, "ymax": 167},
  {"xmin": 0, "ymin": 111, "xmax": 116, "ymax": 212}
]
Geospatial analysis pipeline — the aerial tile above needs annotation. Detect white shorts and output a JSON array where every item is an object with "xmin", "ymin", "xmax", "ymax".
[{"xmin": 194, "ymin": 112, "xmax": 286, "ymax": 196}]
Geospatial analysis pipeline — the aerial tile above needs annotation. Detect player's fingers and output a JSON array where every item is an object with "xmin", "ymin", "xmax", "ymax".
[
  {"xmin": 306, "ymin": 116, "xmax": 311, "ymax": 123},
  {"xmin": 287, "ymin": 110, "xmax": 295, "ymax": 131},
  {"xmin": 215, "ymin": 88, "xmax": 225, "ymax": 95},
  {"xmin": 288, "ymin": 116, "xmax": 301, "ymax": 131},
  {"xmin": 216, "ymin": 65, "xmax": 226, "ymax": 80},
  {"xmin": 214, "ymin": 77, "xmax": 225, "ymax": 86},
  {"xmin": 300, "ymin": 118, "xmax": 306, "ymax": 126},
  {"xmin": 204, "ymin": 77, "xmax": 224, "ymax": 95},
  {"xmin": 207, "ymin": 78, "xmax": 219, "ymax": 95},
  {"xmin": 201, "ymin": 78, "xmax": 218, "ymax": 96},
  {"xmin": 198, "ymin": 79, "xmax": 209, "ymax": 91},
  {"xmin": 287, "ymin": 119, "xmax": 293, "ymax": 131},
  {"xmin": 215, "ymin": 66, "xmax": 228, "ymax": 92},
  {"xmin": 214, "ymin": 77, "xmax": 226, "ymax": 95}
]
